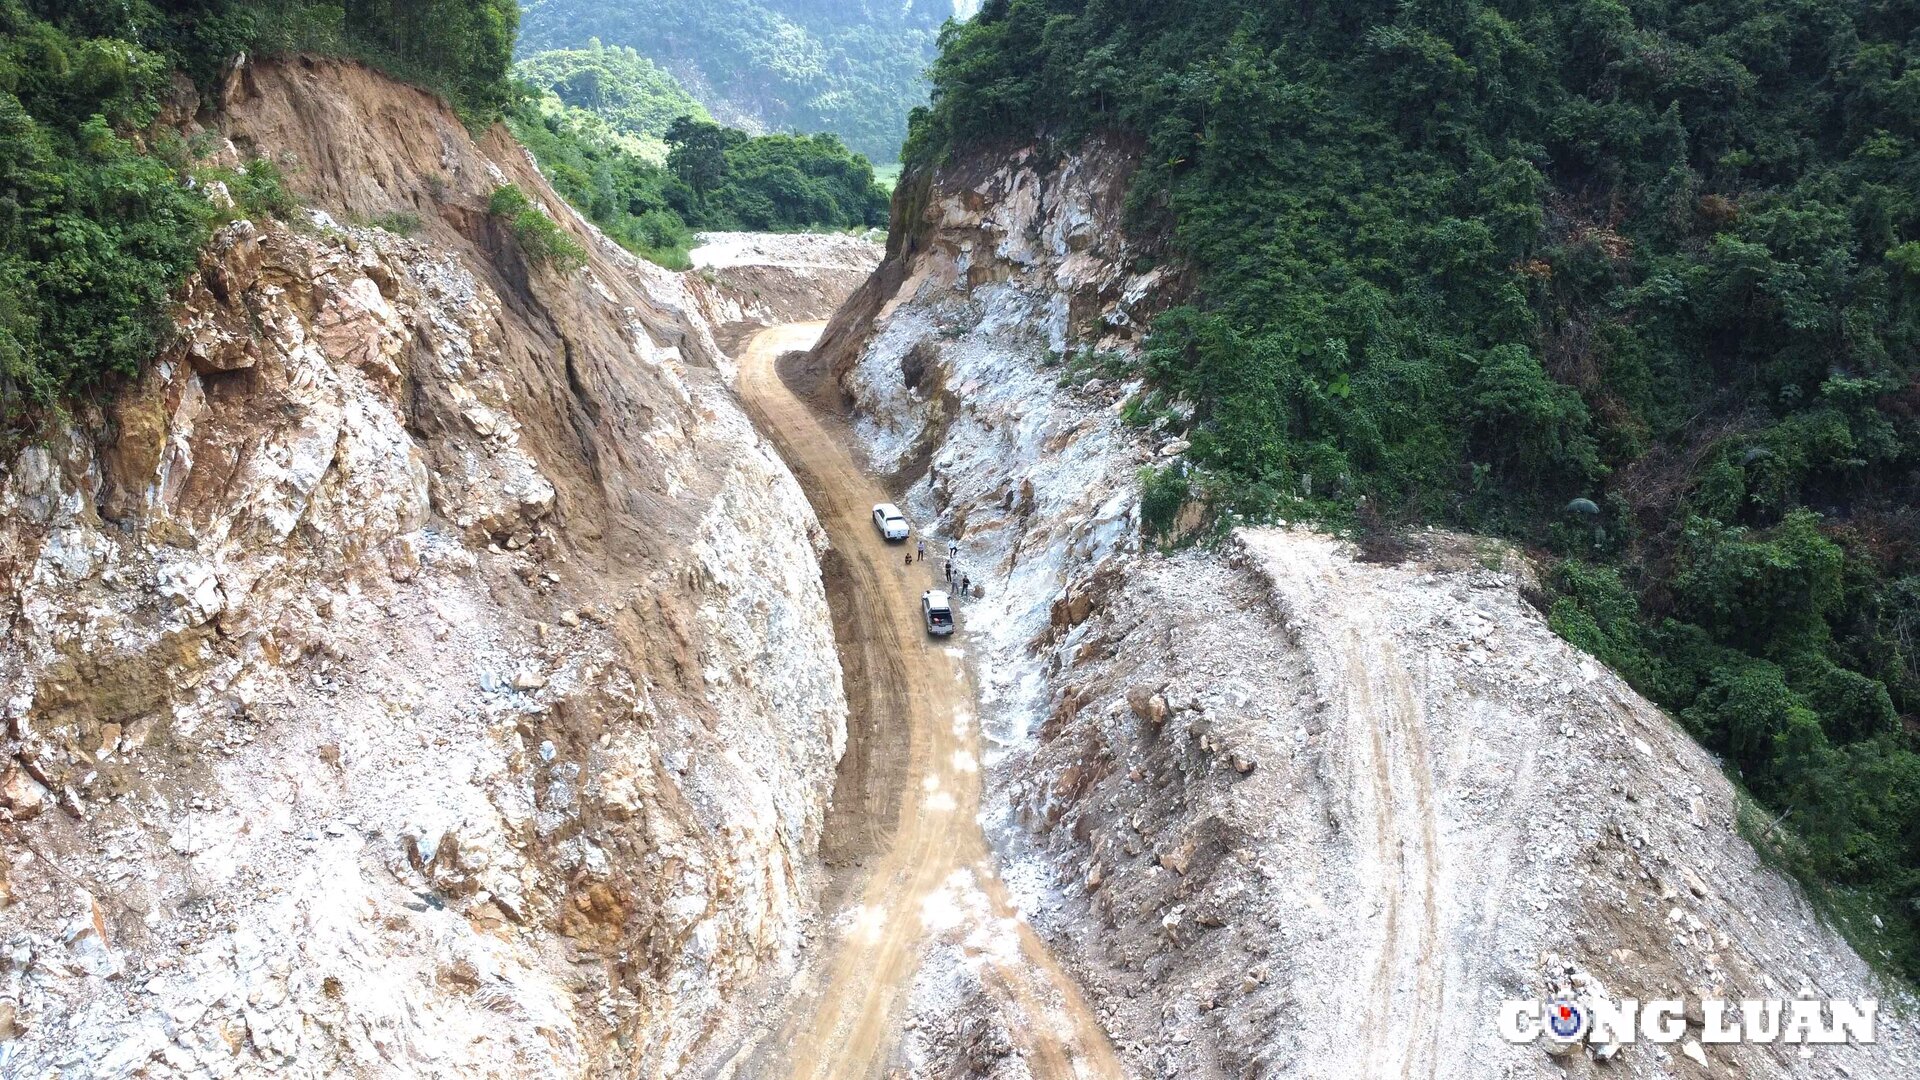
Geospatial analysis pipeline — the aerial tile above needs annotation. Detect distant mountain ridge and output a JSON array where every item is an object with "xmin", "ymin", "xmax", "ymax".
[
  {"xmin": 519, "ymin": 0, "xmax": 963, "ymax": 162},
  {"xmin": 517, "ymin": 44, "xmax": 709, "ymax": 141}
]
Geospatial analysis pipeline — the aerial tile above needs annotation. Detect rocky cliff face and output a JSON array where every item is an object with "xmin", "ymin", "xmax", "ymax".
[
  {"xmin": 0, "ymin": 58, "xmax": 850, "ymax": 1078},
  {"xmin": 811, "ymin": 140, "xmax": 1919, "ymax": 1077},
  {"xmin": 687, "ymin": 231, "xmax": 885, "ymax": 357}
]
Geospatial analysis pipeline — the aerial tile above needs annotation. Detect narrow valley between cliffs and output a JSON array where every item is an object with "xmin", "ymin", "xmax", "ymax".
[
  {"xmin": 5, "ymin": 23, "xmax": 1920, "ymax": 1080},
  {"xmin": 710, "ymin": 323, "xmax": 1121, "ymax": 1080}
]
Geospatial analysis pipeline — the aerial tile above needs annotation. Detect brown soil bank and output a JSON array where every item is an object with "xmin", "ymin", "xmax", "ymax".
[{"xmin": 0, "ymin": 57, "xmax": 847, "ymax": 1078}]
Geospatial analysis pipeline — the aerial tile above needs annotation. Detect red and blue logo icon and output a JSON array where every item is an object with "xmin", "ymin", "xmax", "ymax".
[{"xmin": 1545, "ymin": 998, "xmax": 1589, "ymax": 1043}]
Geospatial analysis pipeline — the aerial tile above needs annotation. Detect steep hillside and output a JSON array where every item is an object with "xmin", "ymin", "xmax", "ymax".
[
  {"xmin": 516, "ymin": 43, "xmax": 710, "ymax": 158},
  {"xmin": 518, "ymin": 0, "xmax": 960, "ymax": 162},
  {"xmin": 906, "ymin": 0, "xmax": 1920, "ymax": 977},
  {"xmin": 807, "ymin": 130, "xmax": 1919, "ymax": 1076},
  {"xmin": 0, "ymin": 0, "xmax": 521, "ymax": 417},
  {"xmin": 0, "ymin": 57, "xmax": 854, "ymax": 1077}
]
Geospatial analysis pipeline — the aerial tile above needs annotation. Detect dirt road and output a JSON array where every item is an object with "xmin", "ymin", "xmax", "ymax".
[
  {"xmin": 1345, "ymin": 625, "xmax": 1444, "ymax": 1080},
  {"xmin": 730, "ymin": 323, "xmax": 1123, "ymax": 1080}
]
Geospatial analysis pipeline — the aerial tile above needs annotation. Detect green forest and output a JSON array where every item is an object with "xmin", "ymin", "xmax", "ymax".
[
  {"xmin": 515, "ymin": 41, "xmax": 710, "ymax": 160},
  {"xmin": 0, "ymin": 0, "xmax": 519, "ymax": 414},
  {"xmin": 508, "ymin": 37, "xmax": 889, "ymax": 267},
  {"xmin": 507, "ymin": 104, "xmax": 889, "ymax": 269},
  {"xmin": 0, "ymin": 0, "xmax": 884, "ymax": 415},
  {"xmin": 518, "ymin": 0, "xmax": 950, "ymax": 162},
  {"xmin": 911, "ymin": 0, "xmax": 1920, "ymax": 978}
]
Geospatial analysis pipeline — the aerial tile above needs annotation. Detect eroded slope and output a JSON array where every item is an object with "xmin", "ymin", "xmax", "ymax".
[
  {"xmin": 0, "ymin": 58, "xmax": 846, "ymax": 1078},
  {"xmin": 810, "ymin": 139, "xmax": 1920, "ymax": 1079}
]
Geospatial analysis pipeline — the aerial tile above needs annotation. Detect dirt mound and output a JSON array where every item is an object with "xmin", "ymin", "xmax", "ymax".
[{"xmin": 687, "ymin": 232, "xmax": 882, "ymax": 355}]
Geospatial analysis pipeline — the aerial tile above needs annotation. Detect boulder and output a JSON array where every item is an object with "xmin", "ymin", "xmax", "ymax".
[
  {"xmin": 1157, "ymin": 837, "xmax": 1196, "ymax": 876},
  {"xmin": 387, "ymin": 533, "xmax": 421, "ymax": 582},
  {"xmin": 1126, "ymin": 685, "xmax": 1169, "ymax": 726},
  {"xmin": 157, "ymin": 562, "xmax": 225, "ymax": 627},
  {"xmin": 1, "ymin": 765, "xmax": 49, "ymax": 821},
  {"xmin": 1052, "ymin": 588, "xmax": 1095, "ymax": 628}
]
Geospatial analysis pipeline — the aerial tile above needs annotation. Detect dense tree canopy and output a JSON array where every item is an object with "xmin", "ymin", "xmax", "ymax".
[
  {"xmin": 911, "ymin": 0, "xmax": 1920, "ymax": 978},
  {"xmin": 507, "ymin": 98, "xmax": 889, "ymax": 269},
  {"xmin": 0, "ymin": 0, "xmax": 521, "ymax": 415},
  {"xmin": 515, "ymin": 40, "xmax": 709, "ymax": 159},
  {"xmin": 0, "ymin": 1, "xmax": 212, "ymax": 409},
  {"xmin": 519, "ymin": 0, "xmax": 953, "ymax": 162},
  {"xmin": 666, "ymin": 117, "xmax": 890, "ymax": 230}
]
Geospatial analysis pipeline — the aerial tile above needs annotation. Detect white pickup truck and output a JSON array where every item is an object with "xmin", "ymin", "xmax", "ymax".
[{"xmin": 872, "ymin": 502, "xmax": 911, "ymax": 542}]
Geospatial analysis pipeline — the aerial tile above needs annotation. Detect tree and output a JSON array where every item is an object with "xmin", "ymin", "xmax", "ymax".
[{"xmin": 666, "ymin": 117, "xmax": 735, "ymax": 198}]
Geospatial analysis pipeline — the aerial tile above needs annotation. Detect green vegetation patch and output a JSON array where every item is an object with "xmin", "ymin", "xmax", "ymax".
[
  {"xmin": 1, "ymin": 0, "xmax": 523, "ymax": 419},
  {"xmin": 507, "ymin": 98, "xmax": 890, "ymax": 270},
  {"xmin": 518, "ymin": 0, "xmax": 949, "ymax": 163},
  {"xmin": 911, "ymin": 0, "xmax": 1920, "ymax": 979},
  {"xmin": 515, "ymin": 41, "xmax": 709, "ymax": 159},
  {"xmin": 2, "ymin": 2, "xmax": 217, "ymax": 412},
  {"xmin": 488, "ymin": 183, "xmax": 588, "ymax": 273}
]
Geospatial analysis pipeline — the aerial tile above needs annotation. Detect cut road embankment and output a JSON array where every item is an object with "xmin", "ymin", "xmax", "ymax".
[{"xmin": 727, "ymin": 323, "xmax": 1123, "ymax": 1079}]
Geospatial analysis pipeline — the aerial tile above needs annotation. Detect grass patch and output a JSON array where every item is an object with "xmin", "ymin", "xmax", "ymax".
[
  {"xmin": 370, "ymin": 210, "xmax": 423, "ymax": 236},
  {"xmin": 488, "ymin": 184, "xmax": 587, "ymax": 274}
]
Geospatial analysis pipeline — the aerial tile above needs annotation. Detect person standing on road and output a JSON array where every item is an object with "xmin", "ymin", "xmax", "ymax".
[
  {"xmin": 945, "ymin": 560, "xmax": 954, "ymax": 583},
  {"xmin": 917, "ymin": 538, "xmax": 927, "ymax": 562},
  {"xmin": 960, "ymin": 574, "xmax": 971, "ymax": 598}
]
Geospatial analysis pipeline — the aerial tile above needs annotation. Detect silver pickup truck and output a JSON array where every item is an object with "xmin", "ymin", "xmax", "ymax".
[{"xmin": 922, "ymin": 590, "xmax": 955, "ymax": 636}]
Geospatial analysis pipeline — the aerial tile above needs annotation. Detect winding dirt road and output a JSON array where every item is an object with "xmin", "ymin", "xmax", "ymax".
[{"xmin": 730, "ymin": 323, "xmax": 1123, "ymax": 1080}]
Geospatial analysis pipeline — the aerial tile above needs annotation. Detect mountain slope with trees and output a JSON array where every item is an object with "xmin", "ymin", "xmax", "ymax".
[
  {"xmin": 518, "ymin": 0, "xmax": 957, "ymax": 162},
  {"xmin": 0, "ymin": 0, "xmax": 518, "ymax": 415},
  {"xmin": 507, "ymin": 104, "xmax": 888, "ymax": 270},
  {"xmin": 908, "ymin": 0, "xmax": 1920, "ymax": 980},
  {"xmin": 514, "ymin": 41, "xmax": 709, "ymax": 160},
  {"xmin": 0, "ymin": 0, "xmax": 885, "ymax": 414}
]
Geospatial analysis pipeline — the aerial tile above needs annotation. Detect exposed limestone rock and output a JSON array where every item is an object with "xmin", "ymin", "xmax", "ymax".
[
  {"xmin": 1125, "ymin": 685, "xmax": 1168, "ymax": 727},
  {"xmin": 0, "ymin": 765, "xmax": 48, "ymax": 822},
  {"xmin": 687, "ymin": 231, "xmax": 883, "ymax": 357},
  {"xmin": 815, "ymin": 135, "xmax": 1920, "ymax": 1078},
  {"xmin": 0, "ymin": 58, "xmax": 847, "ymax": 1079}
]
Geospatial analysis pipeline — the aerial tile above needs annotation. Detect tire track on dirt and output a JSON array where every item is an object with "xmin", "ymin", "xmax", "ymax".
[
  {"xmin": 1346, "ymin": 624, "xmax": 1445, "ymax": 1080},
  {"xmin": 728, "ymin": 323, "xmax": 1122, "ymax": 1080}
]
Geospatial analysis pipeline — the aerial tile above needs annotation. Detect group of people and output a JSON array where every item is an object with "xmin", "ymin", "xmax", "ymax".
[{"xmin": 903, "ymin": 537, "xmax": 970, "ymax": 599}]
